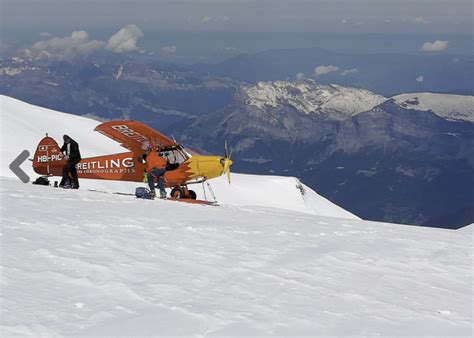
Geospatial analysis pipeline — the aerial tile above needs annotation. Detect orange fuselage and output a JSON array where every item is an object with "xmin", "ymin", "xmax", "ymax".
[{"xmin": 32, "ymin": 137, "xmax": 232, "ymax": 188}]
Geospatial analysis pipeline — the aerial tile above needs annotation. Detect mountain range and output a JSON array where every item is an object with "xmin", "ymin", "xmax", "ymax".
[
  {"xmin": 0, "ymin": 56, "xmax": 236, "ymax": 129},
  {"xmin": 177, "ymin": 80, "xmax": 473, "ymax": 227}
]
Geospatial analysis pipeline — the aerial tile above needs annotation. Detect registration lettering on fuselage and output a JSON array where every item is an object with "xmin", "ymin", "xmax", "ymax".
[
  {"xmin": 111, "ymin": 125, "xmax": 148, "ymax": 143},
  {"xmin": 36, "ymin": 154, "xmax": 63, "ymax": 162}
]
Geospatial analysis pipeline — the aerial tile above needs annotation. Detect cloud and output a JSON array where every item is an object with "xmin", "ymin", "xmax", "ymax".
[
  {"xmin": 200, "ymin": 16, "xmax": 212, "ymax": 24},
  {"xmin": 420, "ymin": 40, "xmax": 448, "ymax": 52},
  {"xmin": 296, "ymin": 72, "xmax": 305, "ymax": 80},
  {"xmin": 160, "ymin": 45, "xmax": 177, "ymax": 54},
  {"xmin": 314, "ymin": 65, "xmax": 339, "ymax": 77},
  {"xmin": 341, "ymin": 19, "xmax": 348, "ymax": 24},
  {"xmin": 222, "ymin": 46, "xmax": 238, "ymax": 53},
  {"xmin": 200, "ymin": 16, "xmax": 230, "ymax": 24},
  {"xmin": 31, "ymin": 30, "xmax": 104, "ymax": 59},
  {"xmin": 341, "ymin": 68, "xmax": 359, "ymax": 76},
  {"xmin": 25, "ymin": 25, "xmax": 145, "ymax": 59},
  {"xmin": 416, "ymin": 75, "xmax": 424, "ymax": 82},
  {"xmin": 106, "ymin": 24, "xmax": 144, "ymax": 53},
  {"xmin": 414, "ymin": 16, "xmax": 428, "ymax": 24}
]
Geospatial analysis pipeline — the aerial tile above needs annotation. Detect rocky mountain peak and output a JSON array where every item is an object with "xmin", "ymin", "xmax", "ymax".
[{"xmin": 242, "ymin": 79, "xmax": 386, "ymax": 118}]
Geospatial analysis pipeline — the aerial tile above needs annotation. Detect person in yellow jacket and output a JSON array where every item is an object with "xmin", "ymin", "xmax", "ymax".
[{"xmin": 144, "ymin": 148, "xmax": 167, "ymax": 199}]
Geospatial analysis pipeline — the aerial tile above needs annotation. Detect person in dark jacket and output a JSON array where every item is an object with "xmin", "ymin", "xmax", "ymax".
[{"xmin": 59, "ymin": 135, "xmax": 82, "ymax": 189}]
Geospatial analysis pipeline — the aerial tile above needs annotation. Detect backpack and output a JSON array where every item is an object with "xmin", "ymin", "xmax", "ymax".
[
  {"xmin": 135, "ymin": 187, "xmax": 152, "ymax": 199},
  {"xmin": 32, "ymin": 176, "xmax": 50, "ymax": 186}
]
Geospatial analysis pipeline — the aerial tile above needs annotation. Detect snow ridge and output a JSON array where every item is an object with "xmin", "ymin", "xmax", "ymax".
[{"xmin": 393, "ymin": 93, "xmax": 474, "ymax": 122}]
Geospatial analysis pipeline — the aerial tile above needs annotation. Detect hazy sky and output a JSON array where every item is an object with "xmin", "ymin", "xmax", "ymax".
[
  {"xmin": 1, "ymin": 0, "xmax": 472, "ymax": 60},
  {"xmin": 2, "ymin": 0, "xmax": 472, "ymax": 34}
]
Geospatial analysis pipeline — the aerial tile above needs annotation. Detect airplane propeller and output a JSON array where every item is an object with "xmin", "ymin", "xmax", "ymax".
[{"xmin": 223, "ymin": 140, "xmax": 233, "ymax": 184}]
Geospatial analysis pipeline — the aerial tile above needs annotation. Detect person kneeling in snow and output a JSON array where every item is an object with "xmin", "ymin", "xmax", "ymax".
[
  {"xmin": 59, "ymin": 134, "xmax": 82, "ymax": 189},
  {"xmin": 144, "ymin": 147, "xmax": 167, "ymax": 199}
]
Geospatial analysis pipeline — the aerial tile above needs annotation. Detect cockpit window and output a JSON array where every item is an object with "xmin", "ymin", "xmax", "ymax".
[{"xmin": 159, "ymin": 146, "xmax": 189, "ymax": 166}]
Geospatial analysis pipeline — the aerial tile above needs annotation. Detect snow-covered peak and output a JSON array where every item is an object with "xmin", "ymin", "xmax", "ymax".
[
  {"xmin": 244, "ymin": 82, "xmax": 474, "ymax": 123},
  {"xmin": 0, "ymin": 95, "xmax": 357, "ymax": 220},
  {"xmin": 244, "ymin": 80, "xmax": 386, "ymax": 116},
  {"xmin": 0, "ymin": 65, "xmax": 38, "ymax": 76},
  {"xmin": 393, "ymin": 93, "xmax": 474, "ymax": 122},
  {"xmin": 0, "ymin": 56, "xmax": 40, "ymax": 76}
]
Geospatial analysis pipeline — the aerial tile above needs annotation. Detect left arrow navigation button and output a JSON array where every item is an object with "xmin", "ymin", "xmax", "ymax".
[{"xmin": 9, "ymin": 150, "xmax": 30, "ymax": 183}]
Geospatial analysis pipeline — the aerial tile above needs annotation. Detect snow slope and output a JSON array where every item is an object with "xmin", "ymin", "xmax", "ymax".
[
  {"xmin": 393, "ymin": 93, "xmax": 474, "ymax": 122},
  {"xmin": 1, "ymin": 178, "xmax": 472, "ymax": 336},
  {"xmin": 0, "ymin": 94, "xmax": 357, "ymax": 219}
]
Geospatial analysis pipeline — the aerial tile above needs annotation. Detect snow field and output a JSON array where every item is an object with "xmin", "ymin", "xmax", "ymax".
[{"xmin": 1, "ymin": 178, "xmax": 472, "ymax": 336}]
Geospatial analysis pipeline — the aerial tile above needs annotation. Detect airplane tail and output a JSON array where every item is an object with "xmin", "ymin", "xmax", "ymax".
[{"xmin": 32, "ymin": 135, "xmax": 66, "ymax": 175}]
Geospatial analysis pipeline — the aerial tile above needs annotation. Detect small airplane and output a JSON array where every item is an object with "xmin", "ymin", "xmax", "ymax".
[{"xmin": 32, "ymin": 120, "xmax": 233, "ymax": 199}]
